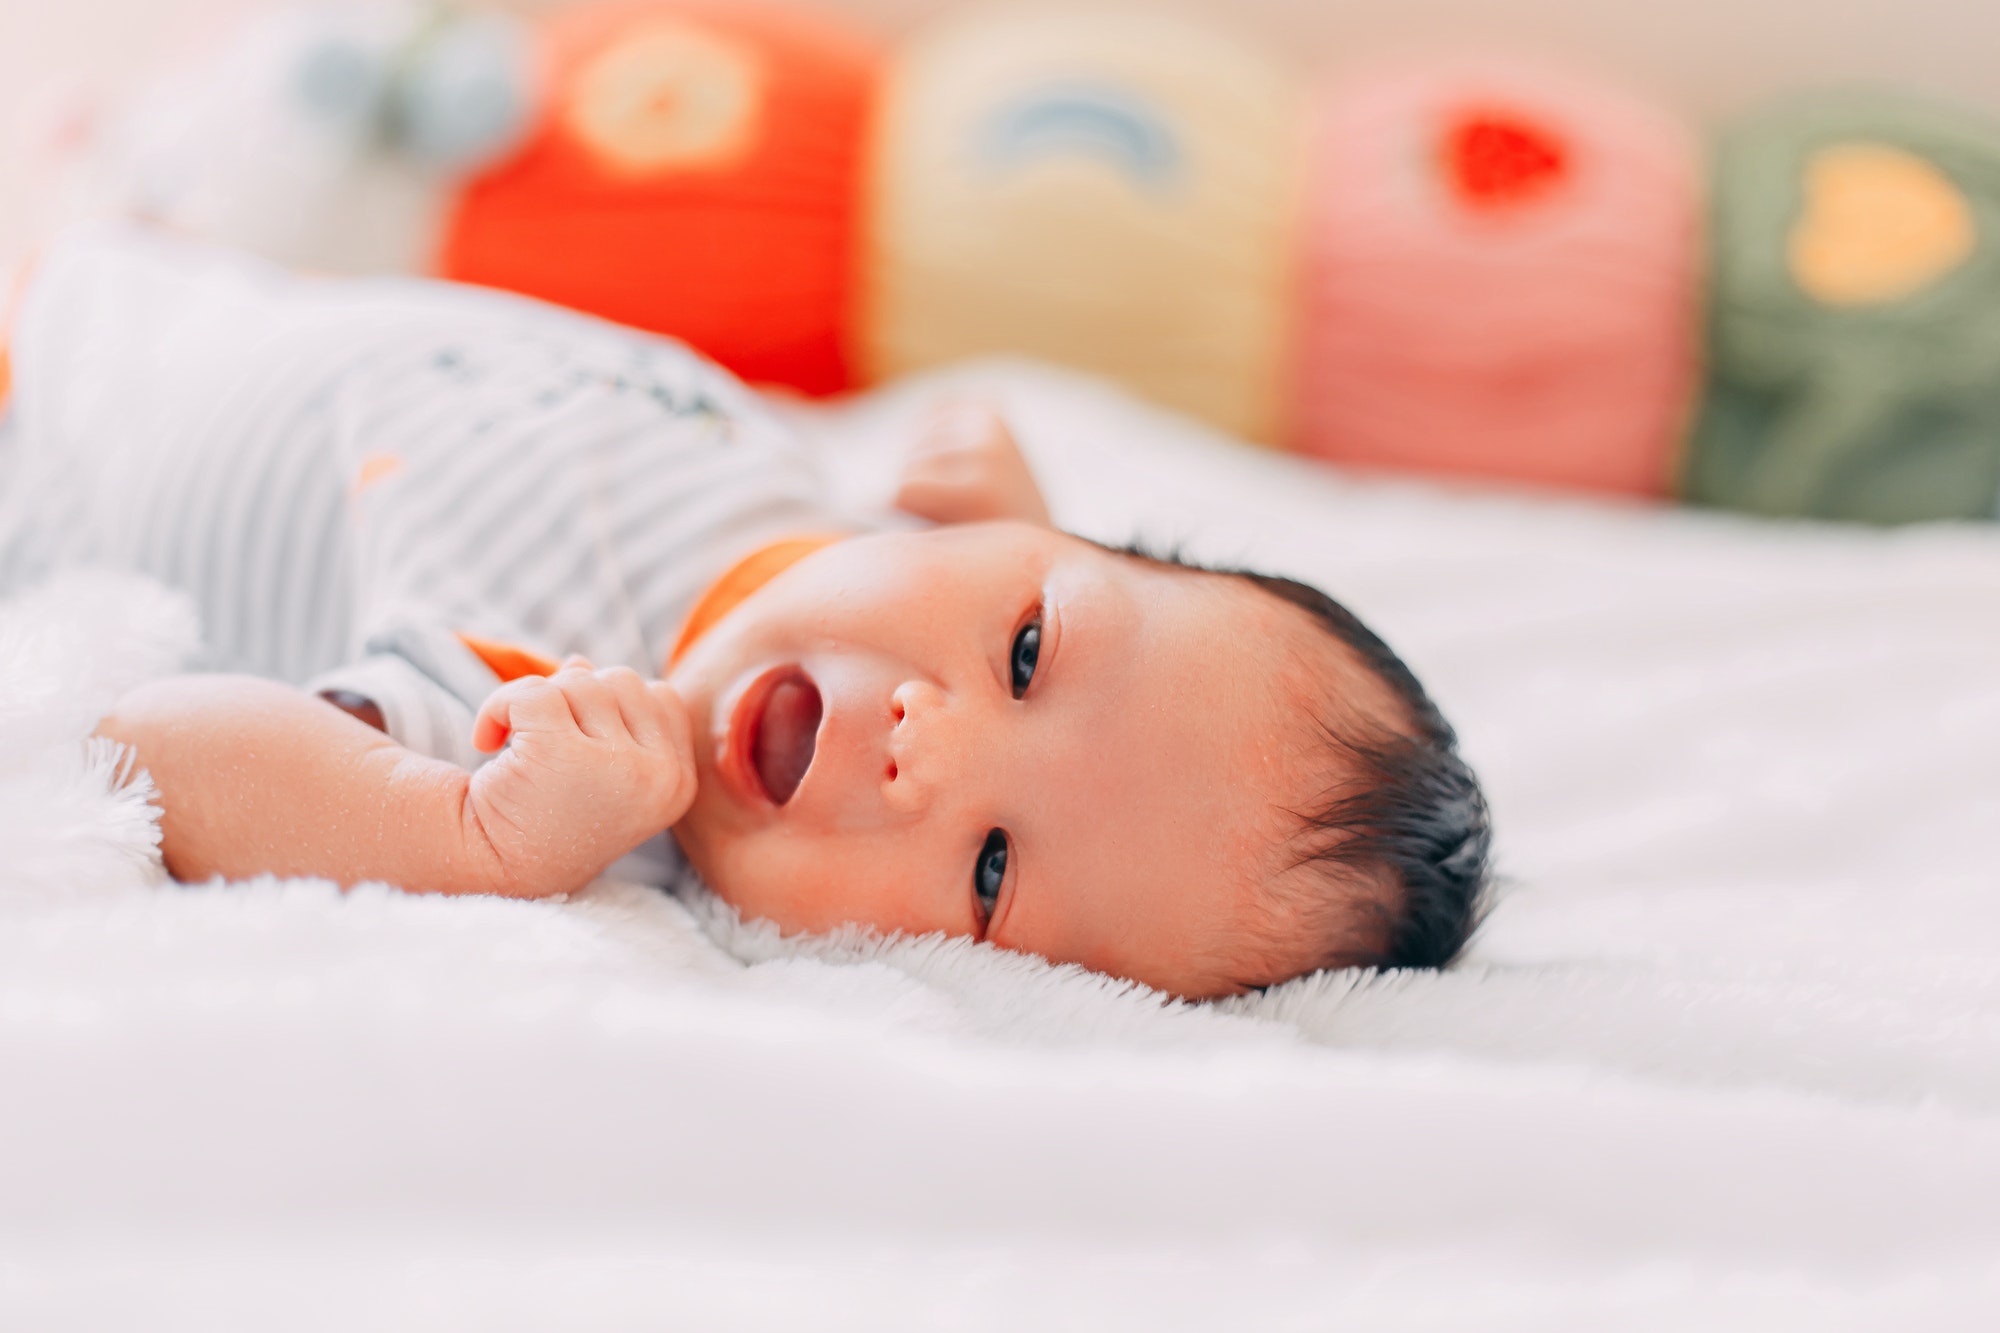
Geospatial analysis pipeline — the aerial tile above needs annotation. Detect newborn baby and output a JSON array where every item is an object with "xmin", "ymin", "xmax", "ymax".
[{"xmin": 0, "ymin": 227, "xmax": 1490, "ymax": 998}]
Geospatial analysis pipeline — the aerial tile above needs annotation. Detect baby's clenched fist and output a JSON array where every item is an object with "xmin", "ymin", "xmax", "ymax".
[
  {"xmin": 465, "ymin": 657, "xmax": 697, "ymax": 897},
  {"xmin": 893, "ymin": 401, "xmax": 1050, "ymax": 527}
]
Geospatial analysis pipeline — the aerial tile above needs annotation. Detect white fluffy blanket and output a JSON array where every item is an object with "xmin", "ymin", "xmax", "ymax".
[{"xmin": 4, "ymin": 364, "xmax": 1999, "ymax": 1329}]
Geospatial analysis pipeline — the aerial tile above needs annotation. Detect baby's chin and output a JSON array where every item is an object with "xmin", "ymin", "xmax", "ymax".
[
  {"xmin": 668, "ymin": 805, "xmax": 726, "ymax": 893},
  {"xmin": 668, "ymin": 811, "xmax": 782, "ymax": 923}
]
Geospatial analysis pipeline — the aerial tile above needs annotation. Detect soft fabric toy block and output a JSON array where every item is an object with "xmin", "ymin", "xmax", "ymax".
[
  {"xmin": 440, "ymin": 0, "xmax": 878, "ymax": 396},
  {"xmin": 860, "ymin": 10, "xmax": 1300, "ymax": 443},
  {"xmin": 1293, "ymin": 59, "xmax": 1699, "ymax": 497},
  {"xmin": 59, "ymin": 2, "xmax": 535, "ymax": 275},
  {"xmin": 1686, "ymin": 91, "xmax": 2000, "ymax": 523}
]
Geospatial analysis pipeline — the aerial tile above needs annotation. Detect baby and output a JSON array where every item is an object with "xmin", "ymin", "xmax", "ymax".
[{"xmin": 1, "ymin": 227, "xmax": 1490, "ymax": 998}]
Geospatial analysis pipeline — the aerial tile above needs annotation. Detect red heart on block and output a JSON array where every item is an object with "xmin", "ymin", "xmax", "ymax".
[{"xmin": 1441, "ymin": 110, "xmax": 1570, "ymax": 209}]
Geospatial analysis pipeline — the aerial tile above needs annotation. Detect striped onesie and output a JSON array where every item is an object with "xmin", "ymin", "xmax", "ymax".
[{"xmin": 0, "ymin": 228, "xmax": 842, "ymax": 795}]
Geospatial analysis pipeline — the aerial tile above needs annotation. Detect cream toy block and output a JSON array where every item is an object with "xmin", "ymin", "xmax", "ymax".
[{"xmin": 860, "ymin": 9, "xmax": 1301, "ymax": 444}]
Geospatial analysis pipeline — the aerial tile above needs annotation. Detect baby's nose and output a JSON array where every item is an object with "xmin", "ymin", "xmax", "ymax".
[{"xmin": 882, "ymin": 679, "xmax": 958, "ymax": 814}]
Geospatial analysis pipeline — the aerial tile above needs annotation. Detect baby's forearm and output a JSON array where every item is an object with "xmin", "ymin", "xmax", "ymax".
[{"xmin": 96, "ymin": 675, "xmax": 505, "ymax": 894}]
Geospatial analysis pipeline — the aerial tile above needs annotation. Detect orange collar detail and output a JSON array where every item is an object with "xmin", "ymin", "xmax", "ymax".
[
  {"xmin": 0, "ymin": 252, "xmax": 39, "ymax": 419},
  {"xmin": 668, "ymin": 534, "xmax": 844, "ymax": 666},
  {"xmin": 456, "ymin": 632, "xmax": 561, "ymax": 683},
  {"xmin": 454, "ymin": 534, "xmax": 845, "ymax": 684}
]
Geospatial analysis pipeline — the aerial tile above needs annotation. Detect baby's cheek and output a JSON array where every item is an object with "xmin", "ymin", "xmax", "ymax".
[
  {"xmin": 675, "ymin": 824, "xmax": 829, "ymax": 931},
  {"xmin": 695, "ymin": 826, "xmax": 965, "ymax": 939}
]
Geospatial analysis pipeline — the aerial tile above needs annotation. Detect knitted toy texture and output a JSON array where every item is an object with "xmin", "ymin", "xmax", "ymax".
[
  {"xmin": 860, "ymin": 9, "xmax": 1300, "ymax": 442},
  {"xmin": 441, "ymin": 0, "xmax": 878, "ymax": 395},
  {"xmin": 1293, "ymin": 58, "xmax": 1700, "ymax": 497},
  {"xmin": 1687, "ymin": 90, "xmax": 2000, "ymax": 523}
]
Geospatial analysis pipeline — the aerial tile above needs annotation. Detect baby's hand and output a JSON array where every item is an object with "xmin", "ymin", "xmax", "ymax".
[
  {"xmin": 893, "ymin": 401, "xmax": 1051, "ymax": 527},
  {"xmin": 465, "ymin": 657, "xmax": 697, "ymax": 897}
]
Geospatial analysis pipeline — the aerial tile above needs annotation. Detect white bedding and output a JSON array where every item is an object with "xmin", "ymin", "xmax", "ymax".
[{"xmin": 3, "ymin": 361, "xmax": 1998, "ymax": 1328}]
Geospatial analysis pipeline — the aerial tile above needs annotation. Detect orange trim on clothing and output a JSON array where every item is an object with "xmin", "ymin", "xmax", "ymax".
[
  {"xmin": 0, "ymin": 254, "xmax": 35, "ymax": 418},
  {"xmin": 457, "ymin": 632, "xmax": 562, "ymax": 683},
  {"xmin": 453, "ymin": 533, "xmax": 844, "ymax": 684},
  {"xmin": 668, "ymin": 533, "xmax": 843, "ymax": 666},
  {"xmin": 351, "ymin": 452, "xmax": 406, "ymax": 495}
]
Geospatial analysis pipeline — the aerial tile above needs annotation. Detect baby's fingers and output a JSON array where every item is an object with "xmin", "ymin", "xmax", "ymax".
[
  {"xmin": 646, "ymin": 679, "xmax": 699, "ymax": 824},
  {"xmin": 604, "ymin": 665, "xmax": 668, "ymax": 748},
  {"xmin": 912, "ymin": 400, "xmax": 1008, "ymax": 458},
  {"xmin": 472, "ymin": 692, "xmax": 511, "ymax": 753},
  {"xmin": 551, "ymin": 656, "xmax": 628, "ymax": 741},
  {"xmin": 646, "ymin": 679, "xmax": 694, "ymax": 765},
  {"xmin": 900, "ymin": 447, "xmax": 986, "ymax": 490},
  {"xmin": 474, "ymin": 674, "xmax": 581, "ymax": 752}
]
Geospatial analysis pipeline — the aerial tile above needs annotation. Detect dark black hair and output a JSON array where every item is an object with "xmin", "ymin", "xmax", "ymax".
[{"xmin": 1115, "ymin": 544, "xmax": 1492, "ymax": 977}]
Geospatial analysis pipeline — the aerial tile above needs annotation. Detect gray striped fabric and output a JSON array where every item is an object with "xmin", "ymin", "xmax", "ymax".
[{"xmin": 0, "ymin": 227, "xmax": 838, "ymax": 775}]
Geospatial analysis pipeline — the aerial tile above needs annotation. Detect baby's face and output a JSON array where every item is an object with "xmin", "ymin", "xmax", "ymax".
[{"xmin": 665, "ymin": 522, "xmax": 1310, "ymax": 997}]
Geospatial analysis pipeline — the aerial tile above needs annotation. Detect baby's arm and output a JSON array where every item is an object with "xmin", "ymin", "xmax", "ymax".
[
  {"xmin": 96, "ymin": 660, "xmax": 694, "ymax": 897},
  {"xmin": 893, "ymin": 403, "xmax": 1051, "ymax": 527}
]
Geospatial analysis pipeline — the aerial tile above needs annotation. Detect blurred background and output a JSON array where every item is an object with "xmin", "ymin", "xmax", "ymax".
[{"xmin": 7, "ymin": 0, "xmax": 2000, "ymax": 523}]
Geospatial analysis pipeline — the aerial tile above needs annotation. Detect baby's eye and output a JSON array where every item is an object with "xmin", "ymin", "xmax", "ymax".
[
  {"xmin": 1009, "ymin": 615, "xmax": 1041, "ymax": 699},
  {"xmin": 974, "ymin": 828, "xmax": 1009, "ymax": 924}
]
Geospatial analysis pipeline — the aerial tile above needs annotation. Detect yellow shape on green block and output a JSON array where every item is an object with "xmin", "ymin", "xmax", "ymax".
[{"xmin": 1788, "ymin": 143, "xmax": 1976, "ymax": 306}]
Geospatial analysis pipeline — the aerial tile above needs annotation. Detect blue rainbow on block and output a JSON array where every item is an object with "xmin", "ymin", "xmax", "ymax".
[{"xmin": 977, "ymin": 83, "xmax": 1182, "ymax": 186}]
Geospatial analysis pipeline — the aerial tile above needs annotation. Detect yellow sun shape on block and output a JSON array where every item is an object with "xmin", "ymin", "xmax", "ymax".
[
  {"xmin": 564, "ymin": 20, "xmax": 765, "ymax": 176},
  {"xmin": 1788, "ymin": 142, "xmax": 1977, "ymax": 306}
]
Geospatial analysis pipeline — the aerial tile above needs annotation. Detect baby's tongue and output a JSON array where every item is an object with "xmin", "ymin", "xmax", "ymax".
[{"xmin": 754, "ymin": 675, "xmax": 821, "ymax": 805}]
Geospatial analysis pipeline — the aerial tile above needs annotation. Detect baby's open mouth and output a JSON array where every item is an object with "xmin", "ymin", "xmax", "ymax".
[{"xmin": 751, "ymin": 671, "xmax": 821, "ymax": 805}]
